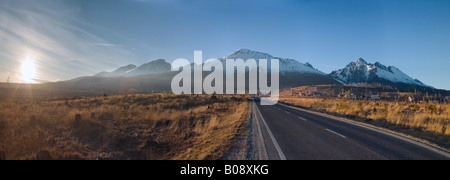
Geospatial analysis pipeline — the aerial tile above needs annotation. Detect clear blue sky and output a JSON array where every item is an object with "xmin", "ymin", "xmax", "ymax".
[{"xmin": 0, "ymin": 0, "xmax": 449, "ymax": 89}]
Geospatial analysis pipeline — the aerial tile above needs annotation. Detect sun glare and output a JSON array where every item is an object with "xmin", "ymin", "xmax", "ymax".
[{"xmin": 19, "ymin": 55, "xmax": 37, "ymax": 83}]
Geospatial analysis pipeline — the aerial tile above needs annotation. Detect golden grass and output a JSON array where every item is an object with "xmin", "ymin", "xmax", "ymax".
[
  {"xmin": 279, "ymin": 97, "xmax": 450, "ymax": 147},
  {"xmin": 0, "ymin": 94, "xmax": 249, "ymax": 160}
]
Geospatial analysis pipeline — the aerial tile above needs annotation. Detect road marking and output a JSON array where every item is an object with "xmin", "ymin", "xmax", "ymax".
[
  {"xmin": 255, "ymin": 103, "xmax": 287, "ymax": 160},
  {"xmin": 285, "ymin": 111, "xmax": 290, "ymax": 114},
  {"xmin": 326, "ymin": 129, "xmax": 347, "ymax": 139},
  {"xmin": 278, "ymin": 102, "xmax": 450, "ymax": 159},
  {"xmin": 298, "ymin": 117, "xmax": 307, "ymax": 121}
]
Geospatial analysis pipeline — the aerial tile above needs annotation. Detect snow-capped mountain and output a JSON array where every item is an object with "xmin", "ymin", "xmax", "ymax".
[
  {"xmin": 95, "ymin": 59, "xmax": 171, "ymax": 77},
  {"xmin": 221, "ymin": 48, "xmax": 326, "ymax": 75},
  {"xmin": 330, "ymin": 58, "xmax": 431, "ymax": 88},
  {"xmin": 218, "ymin": 49, "xmax": 339, "ymax": 87},
  {"xmin": 93, "ymin": 49, "xmax": 340, "ymax": 88}
]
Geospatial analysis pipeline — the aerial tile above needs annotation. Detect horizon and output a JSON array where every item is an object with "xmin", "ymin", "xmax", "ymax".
[{"xmin": 0, "ymin": 0, "xmax": 449, "ymax": 89}]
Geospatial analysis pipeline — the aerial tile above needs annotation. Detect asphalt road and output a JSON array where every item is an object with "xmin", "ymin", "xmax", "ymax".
[{"xmin": 252, "ymin": 99, "xmax": 450, "ymax": 160}]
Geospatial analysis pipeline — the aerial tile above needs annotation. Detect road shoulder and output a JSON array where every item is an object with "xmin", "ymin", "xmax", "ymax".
[{"xmin": 222, "ymin": 101, "xmax": 280, "ymax": 160}]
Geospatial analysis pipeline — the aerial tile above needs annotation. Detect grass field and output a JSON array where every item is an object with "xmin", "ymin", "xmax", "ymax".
[
  {"xmin": 279, "ymin": 97, "xmax": 450, "ymax": 148},
  {"xmin": 0, "ymin": 94, "xmax": 249, "ymax": 160}
]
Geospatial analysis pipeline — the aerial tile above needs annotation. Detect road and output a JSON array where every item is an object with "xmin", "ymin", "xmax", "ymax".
[{"xmin": 250, "ymin": 99, "xmax": 450, "ymax": 160}]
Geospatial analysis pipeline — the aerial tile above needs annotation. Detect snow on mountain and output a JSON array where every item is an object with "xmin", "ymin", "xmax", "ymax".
[
  {"xmin": 330, "ymin": 58, "xmax": 430, "ymax": 87},
  {"xmin": 221, "ymin": 48, "xmax": 326, "ymax": 75},
  {"xmin": 90, "ymin": 49, "xmax": 340, "ymax": 88},
  {"xmin": 97, "ymin": 49, "xmax": 327, "ymax": 78}
]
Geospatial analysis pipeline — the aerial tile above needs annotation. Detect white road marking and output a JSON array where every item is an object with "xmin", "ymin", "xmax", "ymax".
[
  {"xmin": 278, "ymin": 102, "xmax": 450, "ymax": 159},
  {"xmin": 298, "ymin": 117, "xmax": 307, "ymax": 121},
  {"xmin": 255, "ymin": 103, "xmax": 287, "ymax": 160},
  {"xmin": 326, "ymin": 129, "xmax": 347, "ymax": 139},
  {"xmin": 285, "ymin": 111, "xmax": 290, "ymax": 114}
]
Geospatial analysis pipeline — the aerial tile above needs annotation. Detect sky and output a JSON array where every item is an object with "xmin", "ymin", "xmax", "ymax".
[{"xmin": 0, "ymin": 0, "xmax": 449, "ymax": 89}]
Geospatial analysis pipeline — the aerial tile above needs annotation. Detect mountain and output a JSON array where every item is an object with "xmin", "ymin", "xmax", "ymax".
[
  {"xmin": 221, "ymin": 48, "xmax": 326, "ymax": 75},
  {"xmin": 92, "ymin": 49, "xmax": 340, "ymax": 89},
  {"xmin": 8, "ymin": 50, "xmax": 442, "ymax": 97},
  {"xmin": 330, "ymin": 58, "xmax": 432, "ymax": 89},
  {"xmin": 217, "ymin": 48, "xmax": 340, "ymax": 87},
  {"xmin": 95, "ymin": 64, "xmax": 137, "ymax": 77},
  {"xmin": 126, "ymin": 59, "xmax": 171, "ymax": 76},
  {"xmin": 95, "ymin": 59, "xmax": 171, "ymax": 77}
]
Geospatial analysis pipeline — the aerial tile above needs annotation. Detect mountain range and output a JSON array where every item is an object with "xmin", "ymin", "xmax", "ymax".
[
  {"xmin": 95, "ymin": 59, "xmax": 171, "ymax": 77},
  {"xmin": 330, "ymin": 58, "xmax": 432, "ymax": 89},
  {"xmin": 56, "ymin": 48, "xmax": 432, "ymax": 94}
]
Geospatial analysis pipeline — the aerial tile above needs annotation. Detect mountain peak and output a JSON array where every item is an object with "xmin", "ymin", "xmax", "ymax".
[
  {"xmin": 95, "ymin": 59, "xmax": 171, "ymax": 77},
  {"xmin": 224, "ymin": 48, "xmax": 274, "ymax": 60},
  {"xmin": 221, "ymin": 48, "xmax": 328, "ymax": 75},
  {"xmin": 95, "ymin": 64, "xmax": 137, "ymax": 77},
  {"xmin": 357, "ymin": 58, "xmax": 368, "ymax": 66},
  {"xmin": 235, "ymin": 48, "xmax": 251, "ymax": 53},
  {"xmin": 331, "ymin": 58, "xmax": 430, "ymax": 88},
  {"xmin": 148, "ymin": 59, "xmax": 167, "ymax": 64},
  {"xmin": 124, "ymin": 64, "xmax": 137, "ymax": 67},
  {"xmin": 127, "ymin": 59, "xmax": 171, "ymax": 76}
]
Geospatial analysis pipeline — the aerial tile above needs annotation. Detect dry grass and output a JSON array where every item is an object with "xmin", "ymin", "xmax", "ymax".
[
  {"xmin": 0, "ymin": 94, "xmax": 249, "ymax": 160},
  {"xmin": 279, "ymin": 97, "xmax": 450, "ymax": 147}
]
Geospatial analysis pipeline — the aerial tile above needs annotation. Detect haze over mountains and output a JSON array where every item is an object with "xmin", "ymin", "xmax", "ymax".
[
  {"xmin": 96, "ymin": 48, "xmax": 327, "ymax": 77},
  {"xmin": 95, "ymin": 59, "xmax": 171, "ymax": 77},
  {"xmin": 0, "ymin": 48, "xmax": 442, "ymax": 98},
  {"xmin": 89, "ymin": 49, "xmax": 431, "ymax": 91},
  {"xmin": 90, "ymin": 48, "xmax": 341, "ymax": 91}
]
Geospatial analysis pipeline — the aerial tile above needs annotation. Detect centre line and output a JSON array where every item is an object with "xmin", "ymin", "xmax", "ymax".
[{"xmin": 326, "ymin": 129, "xmax": 347, "ymax": 139}]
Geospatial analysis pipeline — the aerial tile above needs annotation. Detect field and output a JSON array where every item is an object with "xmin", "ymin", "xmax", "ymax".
[
  {"xmin": 0, "ymin": 94, "xmax": 250, "ymax": 160},
  {"xmin": 279, "ymin": 97, "xmax": 450, "ymax": 148}
]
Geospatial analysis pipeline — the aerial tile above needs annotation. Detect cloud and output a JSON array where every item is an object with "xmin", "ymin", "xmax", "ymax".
[
  {"xmin": 0, "ymin": 0, "xmax": 138, "ymax": 83},
  {"xmin": 90, "ymin": 43, "xmax": 122, "ymax": 47}
]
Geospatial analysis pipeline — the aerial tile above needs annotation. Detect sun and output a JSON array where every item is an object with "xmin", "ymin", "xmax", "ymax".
[{"xmin": 19, "ymin": 55, "xmax": 37, "ymax": 83}]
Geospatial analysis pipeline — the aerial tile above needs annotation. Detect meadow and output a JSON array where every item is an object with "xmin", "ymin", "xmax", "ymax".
[
  {"xmin": 279, "ymin": 97, "xmax": 450, "ymax": 148},
  {"xmin": 0, "ymin": 94, "xmax": 249, "ymax": 160}
]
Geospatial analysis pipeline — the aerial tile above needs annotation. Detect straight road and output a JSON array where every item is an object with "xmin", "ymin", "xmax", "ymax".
[{"xmin": 251, "ymin": 99, "xmax": 450, "ymax": 160}]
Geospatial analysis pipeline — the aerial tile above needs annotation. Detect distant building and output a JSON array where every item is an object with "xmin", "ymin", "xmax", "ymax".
[{"xmin": 408, "ymin": 97, "xmax": 415, "ymax": 102}]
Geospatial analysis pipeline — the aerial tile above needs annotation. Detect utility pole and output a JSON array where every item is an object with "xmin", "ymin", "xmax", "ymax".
[{"xmin": 6, "ymin": 76, "xmax": 10, "ymax": 88}]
